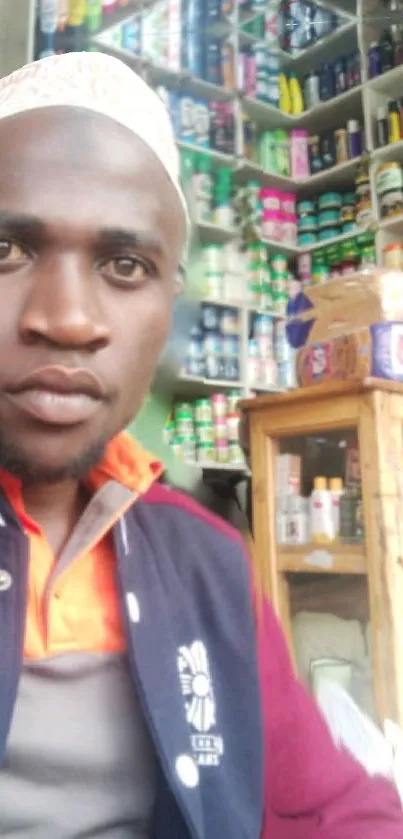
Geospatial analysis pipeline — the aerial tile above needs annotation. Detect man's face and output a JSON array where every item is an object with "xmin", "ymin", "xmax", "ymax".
[{"xmin": 0, "ymin": 106, "xmax": 185, "ymax": 483}]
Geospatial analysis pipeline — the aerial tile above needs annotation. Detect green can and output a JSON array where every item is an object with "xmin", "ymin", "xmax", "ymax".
[
  {"xmin": 195, "ymin": 422, "xmax": 214, "ymax": 444},
  {"xmin": 228, "ymin": 391, "xmax": 241, "ymax": 413},
  {"xmin": 196, "ymin": 442, "xmax": 216, "ymax": 464},
  {"xmin": 194, "ymin": 398, "xmax": 213, "ymax": 424},
  {"xmin": 177, "ymin": 435, "xmax": 196, "ymax": 462}
]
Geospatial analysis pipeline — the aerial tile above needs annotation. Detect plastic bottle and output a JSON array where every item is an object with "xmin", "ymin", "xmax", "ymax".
[
  {"xmin": 380, "ymin": 29, "xmax": 394, "ymax": 73},
  {"xmin": 193, "ymin": 153, "xmax": 213, "ymax": 222},
  {"xmin": 329, "ymin": 477, "xmax": 344, "ymax": 540},
  {"xmin": 388, "ymin": 100, "xmax": 401, "ymax": 144},
  {"xmin": 377, "ymin": 105, "xmax": 389, "ymax": 147},
  {"xmin": 290, "ymin": 129, "xmax": 309, "ymax": 179},
  {"xmin": 40, "ymin": 0, "xmax": 58, "ymax": 33},
  {"xmin": 310, "ymin": 476, "xmax": 333, "ymax": 544},
  {"xmin": 279, "ymin": 73, "xmax": 292, "ymax": 113},
  {"xmin": 289, "ymin": 72, "xmax": 304, "ymax": 114},
  {"xmin": 368, "ymin": 41, "xmax": 382, "ymax": 78},
  {"xmin": 85, "ymin": 0, "xmax": 102, "ymax": 30},
  {"xmin": 319, "ymin": 63, "xmax": 335, "ymax": 101}
]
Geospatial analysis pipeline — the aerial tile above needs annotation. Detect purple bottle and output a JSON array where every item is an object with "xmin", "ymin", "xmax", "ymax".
[{"xmin": 368, "ymin": 41, "xmax": 382, "ymax": 78}]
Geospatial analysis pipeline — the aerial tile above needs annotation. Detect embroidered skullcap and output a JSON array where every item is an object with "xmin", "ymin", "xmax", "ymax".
[{"xmin": 0, "ymin": 51, "xmax": 188, "ymax": 229}]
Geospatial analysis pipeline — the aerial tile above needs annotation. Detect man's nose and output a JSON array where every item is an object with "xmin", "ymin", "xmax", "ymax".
[{"xmin": 18, "ymin": 253, "xmax": 111, "ymax": 351}]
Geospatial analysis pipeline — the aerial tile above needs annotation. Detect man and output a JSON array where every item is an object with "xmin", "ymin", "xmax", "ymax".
[{"xmin": 0, "ymin": 51, "xmax": 400, "ymax": 839}]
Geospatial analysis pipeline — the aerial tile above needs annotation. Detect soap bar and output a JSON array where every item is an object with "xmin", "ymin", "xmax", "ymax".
[{"xmin": 297, "ymin": 322, "xmax": 403, "ymax": 386}]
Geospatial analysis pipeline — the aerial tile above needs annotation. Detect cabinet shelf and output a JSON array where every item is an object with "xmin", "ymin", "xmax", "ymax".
[{"xmin": 278, "ymin": 543, "xmax": 366, "ymax": 574}]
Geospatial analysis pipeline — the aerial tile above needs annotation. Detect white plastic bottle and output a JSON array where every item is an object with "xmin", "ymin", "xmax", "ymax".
[
  {"xmin": 310, "ymin": 476, "xmax": 333, "ymax": 544},
  {"xmin": 329, "ymin": 477, "xmax": 344, "ymax": 541}
]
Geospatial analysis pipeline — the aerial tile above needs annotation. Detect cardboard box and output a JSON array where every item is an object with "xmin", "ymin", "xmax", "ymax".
[
  {"xmin": 297, "ymin": 322, "xmax": 403, "ymax": 387},
  {"xmin": 289, "ymin": 270, "xmax": 403, "ymax": 346}
]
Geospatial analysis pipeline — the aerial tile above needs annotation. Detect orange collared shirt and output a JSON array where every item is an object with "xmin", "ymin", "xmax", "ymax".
[{"xmin": 0, "ymin": 431, "xmax": 161, "ymax": 660}]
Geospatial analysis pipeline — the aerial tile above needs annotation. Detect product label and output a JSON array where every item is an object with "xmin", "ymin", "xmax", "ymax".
[{"xmin": 306, "ymin": 343, "xmax": 331, "ymax": 380}]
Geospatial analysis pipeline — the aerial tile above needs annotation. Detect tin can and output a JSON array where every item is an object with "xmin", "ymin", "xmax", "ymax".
[
  {"xmin": 175, "ymin": 403, "xmax": 193, "ymax": 420},
  {"xmin": 215, "ymin": 439, "xmax": 229, "ymax": 463},
  {"xmin": 227, "ymin": 390, "xmax": 241, "ymax": 413},
  {"xmin": 163, "ymin": 421, "xmax": 175, "ymax": 445},
  {"xmin": 211, "ymin": 393, "xmax": 228, "ymax": 419},
  {"xmin": 205, "ymin": 355, "xmax": 222, "ymax": 379},
  {"xmin": 222, "ymin": 335, "xmax": 240, "ymax": 358},
  {"xmin": 213, "ymin": 419, "xmax": 227, "ymax": 441},
  {"xmin": 195, "ymin": 422, "xmax": 214, "ymax": 444},
  {"xmin": 171, "ymin": 438, "xmax": 184, "ymax": 459},
  {"xmin": 201, "ymin": 304, "xmax": 220, "ymax": 332},
  {"xmin": 194, "ymin": 398, "xmax": 213, "ymax": 424},
  {"xmin": 260, "ymin": 358, "xmax": 277, "ymax": 387},
  {"xmin": 257, "ymin": 334, "xmax": 273, "ymax": 359},
  {"xmin": 175, "ymin": 416, "xmax": 194, "ymax": 437},
  {"xmin": 196, "ymin": 442, "xmax": 216, "ymax": 464},
  {"xmin": 229, "ymin": 442, "xmax": 244, "ymax": 463},
  {"xmin": 204, "ymin": 272, "xmax": 224, "ymax": 300},
  {"xmin": 274, "ymin": 319, "xmax": 290, "ymax": 361},
  {"xmin": 203, "ymin": 332, "xmax": 222, "ymax": 356},
  {"xmin": 177, "ymin": 435, "xmax": 196, "ymax": 461},
  {"xmin": 247, "ymin": 354, "xmax": 260, "ymax": 385},
  {"xmin": 226, "ymin": 412, "xmax": 240, "ymax": 442}
]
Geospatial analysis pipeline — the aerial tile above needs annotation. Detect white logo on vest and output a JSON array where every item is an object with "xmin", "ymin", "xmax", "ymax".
[{"xmin": 178, "ymin": 640, "xmax": 224, "ymax": 767}]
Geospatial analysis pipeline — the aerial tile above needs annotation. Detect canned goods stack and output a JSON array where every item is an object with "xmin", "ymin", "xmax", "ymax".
[
  {"xmin": 246, "ymin": 247, "xmax": 290, "ymax": 315},
  {"xmin": 184, "ymin": 303, "xmax": 241, "ymax": 382},
  {"xmin": 297, "ymin": 232, "xmax": 376, "ymax": 284},
  {"xmin": 247, "ymin": 313, "xmax": 297, "ymax": 390},
  {"xmin": 297, "ymin": 179, "xmax": 373, "ymax": 248},
  {"xmin": 234, "ymin": 181, "xmax": 297, "ymax": 245},
  {"xmin": 375, "ymin": 161, "xmax": 403, "ymax": 219},
  {"xmin": 201, "ymin": 242, "xmax": 246, "ymax": 302},
  {"xmin": 165, "ymin": 392, "xmax": 245, "ymax": 466}
]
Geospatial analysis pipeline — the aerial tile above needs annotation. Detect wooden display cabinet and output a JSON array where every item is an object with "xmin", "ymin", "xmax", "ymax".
[{"xmin": 241, "ymin": 378, "xmax": 403, "ymax": 727}]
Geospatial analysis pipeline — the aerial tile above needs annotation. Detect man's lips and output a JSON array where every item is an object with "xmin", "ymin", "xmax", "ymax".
[{"xmin": 4, "ymin": 366, "xmax": 105, "ymax": 426}]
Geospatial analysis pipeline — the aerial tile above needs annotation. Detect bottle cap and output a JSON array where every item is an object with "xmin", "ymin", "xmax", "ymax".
[
  {"xmin": 313, "ymin": 476, "xmax": 327, "ymax": 490},
  {"xmin": 329, "ymin": 477, "xmax": 343, "ymax": 491},
  {"xmin": 347, "ymin": 119, "xmax": 360, "ymax": 132},
  {"xmin": 377, "ymin": 104, "xmax": 388, "ymax": 120}
]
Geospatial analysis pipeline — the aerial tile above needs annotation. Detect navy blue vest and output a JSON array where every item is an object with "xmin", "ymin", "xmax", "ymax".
[{"xmin": 0, "ymin": 486, "xmax": 264, "ymax": 838}]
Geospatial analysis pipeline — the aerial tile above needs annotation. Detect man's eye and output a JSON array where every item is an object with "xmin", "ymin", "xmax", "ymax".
[
  {"xmin": 101, "ymin": 256, "xmax": 151, "ymax": 283},
  {"xmin": 0, "ymin": 240, "xmax": 26, "ymax": 262}
]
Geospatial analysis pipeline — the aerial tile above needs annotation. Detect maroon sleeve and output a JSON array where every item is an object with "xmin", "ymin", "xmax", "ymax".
[{"xmin": 256, "ymin": 597, "xmax": 403, "ymax": 839}]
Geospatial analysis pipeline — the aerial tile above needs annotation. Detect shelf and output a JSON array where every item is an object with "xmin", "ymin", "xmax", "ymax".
[
  {"xmin": 299, "ymin": 227, "xmax": 364, "ymax": 253},
  {"xmin": 235, "ymin": 158, "xmax": 296, "ymax": 191},
  {"xmin": 278, "ymin": 543, "xmax": 366, "ymax": 574},
  {"xmin": 199, "ymin": 461, "xmax": 249, "ymax": 474},
  {"xmin": 297, "ymin": 156, "xmax": 361, "ymax": 195},
  {"xmin": 368, "ymin": 65, "xmax": 403, "ymax": 99},
  {"xmin": 241, "ymin": 96, "xmax": 296, "ymax": 129},
  {"xmin": 176, "ymin": 375, "xmax": 243, "ymax": 397},
  {"xmin": 177, "ymin": 141, "xmax": 235, "ymax": 168},
  {"xmin": 378, "ymin": 214, "xmax": 403, "ymax": 235},
  {"xmin": 197, "ymin": 222, "xmax": 237, "ymax": 244},
  {"xmin": 261, "ymin": 237, "xmax": 299, "ymax": 257},
  {"xmin": 201, "ymin": 297, "xmax": 286, "ymax": 318},
  {"xmin": 94, "ymin": 38, "xmax": 235, "ymax": 101},
  {"xmin": 286, "ymin": 20, "xmax": 357, "ymax": 76},
  {"xmin": 296, "ymin": 85, "xmax": 364, "ymax": 133},
  {"xmin": 372, "ymin": 139, "xmax": 403, "ymax": 166}
]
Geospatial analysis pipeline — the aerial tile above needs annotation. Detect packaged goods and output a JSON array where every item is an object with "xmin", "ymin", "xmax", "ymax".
[{"xmin": 296, "ymin": 322, "xmax": 403, "ymax": 386}]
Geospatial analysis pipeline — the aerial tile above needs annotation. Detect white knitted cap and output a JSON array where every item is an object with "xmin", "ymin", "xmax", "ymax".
[{"xmin": 0, "ymin": 51, "xmax": 188, "ymax": 228}]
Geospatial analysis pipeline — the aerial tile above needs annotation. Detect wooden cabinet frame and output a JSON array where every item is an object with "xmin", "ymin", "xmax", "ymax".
[{"xmin": 242, "ymin": 378, "xmax": 403, "ymax": 725}]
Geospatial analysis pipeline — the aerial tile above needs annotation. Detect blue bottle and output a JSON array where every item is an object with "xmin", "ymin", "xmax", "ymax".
[
  {"xmin": 185, "ymin": 0, "xmax": 203, "ymax": 77},
  {"xmin": 319, "ymin": 63, "xmax": 335, "ymax": 101}
]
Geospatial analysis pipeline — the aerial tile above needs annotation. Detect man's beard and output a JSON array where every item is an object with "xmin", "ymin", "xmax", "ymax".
[{"xmin": 0, "ymin": 433, "xmax": 108, "ymax": 486}]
